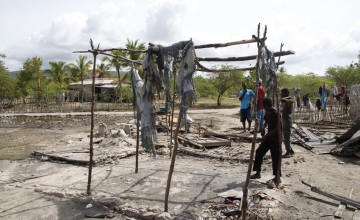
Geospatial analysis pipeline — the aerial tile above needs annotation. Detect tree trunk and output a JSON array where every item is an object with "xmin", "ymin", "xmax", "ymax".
[{"xmin": 217, "ymin": 94, "xmax": 222, "ymax": 106}]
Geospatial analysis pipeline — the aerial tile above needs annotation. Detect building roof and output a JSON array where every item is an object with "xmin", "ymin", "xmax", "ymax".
[{"xmin": 69, "ymin": 78, "xmax": 119, "ymax": 86}]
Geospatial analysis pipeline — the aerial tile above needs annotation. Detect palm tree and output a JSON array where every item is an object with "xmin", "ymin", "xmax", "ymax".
[
  {"xmin": 44, "ymin": 61, "xmax": 70, "ymax": 102},
  {"xmin": 96, "ymin": 62, "xmax": 111, "ymax": 78},
  {"xmin": 125, "ymin": 38, "xmax": 146, "ymax": 77},
  {"xmin": 67, "ymin": 55, "xmax": 93, "ymax": 102},
  {"xmin": 46, "ymin": 61, "xmax": 69, "ymax": 84},
  {"xmin": 126, "ymin": 38, "xmax": 146, "ymax": 61},
  {"xmin": 102, "ymin": 51, "xmax": 126, "ymax": 104}
]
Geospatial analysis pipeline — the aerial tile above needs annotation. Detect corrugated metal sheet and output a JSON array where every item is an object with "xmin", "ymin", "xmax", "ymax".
[{"xmin": 69, "ymin": 78, "xmax": 116, "ymax": 86}]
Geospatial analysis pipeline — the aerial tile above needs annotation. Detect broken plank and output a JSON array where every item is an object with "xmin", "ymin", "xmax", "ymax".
[
  {"xmin": 178, "ymin": 134, "xmax": 231, "ymax": 148},
  {"xmin": 302, "ymin": 181, "xmax": 360, "ymax": 209},
  {"xmin": 334, "ymin": 188, "xmax": 353, "ymax": 219},
  {"xmin": 178, "ymin": 148, "xmax": 249, "ymax": 163},
  {"xmin": 178, "ymin": 135, "xmax": 206, "ymax": 149},
  {"xmin": 195, "ymin": 137, "xmax": 231, "ymax": 147},
  {"xmin": 203, "ymin": 130, "xmax": 253, "ymax": 142},
  {"xmin": 32, "ymin": 151, "xmax": 89, "ymax": 165}
]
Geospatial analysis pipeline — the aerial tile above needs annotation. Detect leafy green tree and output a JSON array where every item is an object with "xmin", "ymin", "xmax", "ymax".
[
  {"xmin": 102, "ymin": 50, "xmax": 127, "ymax": 103},
  {"xmin": 326, "ymin": 65, "xmax": 360, "ymax": 88},
  {"xmin": 209, "ymin": 65, "xmax": 244, "ymax": 106},
  {"xmin": 67, "ymin": 55, "xmax": 93, "ymax": 102},
  {"xmin": 17, "ymin": 56, "xmax": 44, "ymax": 102},
  {"xmin": 0, "ymin": 54, "xmax": 19, "ymax": 108},
  {"xmin": 282, "ymin": 72, "xmax": 333, "ymax": 101},
  {"xmin": 193, "ymin": 75, "xmax": 217, "ymax": 98},
  {"xmin": 96, "ymin": 62, "xmax": 111, "ymax": 78}
]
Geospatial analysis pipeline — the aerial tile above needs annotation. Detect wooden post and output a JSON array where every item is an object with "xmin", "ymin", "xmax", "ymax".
[
  {"xmin": 275, "ymin": 43, "xmax": 284, "ymax": 186},
  {"xmin": 241, "ymin": 23, "xmax": 262, "ymax": 220},
  {"xmin": 135, "ymin": 110, "xmax": 140, "ymax": 173},
  {"xmin": 130, "ymin": 64, "xmax": 140, "ymax": 174},
  {"xmin": 169, "ymin": 62, "xmax": 177, "ymax": 157},
  {"xmin": 87, "ymin": 39, "xmax": 99, "ymax": 195},
  {"xmin": 164, "ymin": 109, "xmax": 182, "ymax": 212}
]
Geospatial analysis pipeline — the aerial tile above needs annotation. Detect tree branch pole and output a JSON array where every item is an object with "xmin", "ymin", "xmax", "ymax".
[
  {"xmin": 164, "ymin": 108, "xmax": 182, "ymax": 212},
  {"xmin": 135, "ymin": 110, "xmax": 140, "ymax": 173},
  {"xmin": 275, "ymin": 43, "xmax": 284, "ymax": 186},
  {"xmin": 195, "ymin": 60, "xmax": 285, "ymax": 72},
  {"xmin": 169, "ymin": 61, "xmax": 177, "ymax": 157},
  {"xmin": 196, "ymin": 50, "xmax": 294, "ymax": 62},
  {"xmin": 130, "ymin": 64, "xmax": 140, "ymax": 174},
  {"xmin": 194, "ymin": 38, "xmax": 259, "ymax": 49},
  {"xmin": 73, "ymin": 50, "xmax": 142, "ymax": 65},
  {"xmin": 87, "ymin": 39, "xmax": 99, "ymax": 195},
  {"xmin": 241, "ymin": 23, "xmax": 263, "ymax": 220}
]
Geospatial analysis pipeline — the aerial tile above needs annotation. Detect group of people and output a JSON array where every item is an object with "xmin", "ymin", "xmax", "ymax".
[{"xmin": 238, "ymin": 81, "xmax": 295, "ymax": 184}]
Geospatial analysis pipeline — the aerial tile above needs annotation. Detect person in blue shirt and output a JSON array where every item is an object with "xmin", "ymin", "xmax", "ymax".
[{"xmin": 239, "ymin": 82, "xmax": 255, "ymax": 132}]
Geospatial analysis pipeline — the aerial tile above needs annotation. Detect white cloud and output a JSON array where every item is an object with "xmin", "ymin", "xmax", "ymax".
[
  {"xmin": 1, "ymin": 0, "xmax": 360, "ymax": 75},
  {"xmin": 144, "ymin": 1, "xmax": 185, "ymax": 43}
]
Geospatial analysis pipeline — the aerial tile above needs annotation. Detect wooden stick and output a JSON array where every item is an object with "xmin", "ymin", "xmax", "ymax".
[
  {"xmin": 335, "ymin": 187, "xmax": 353, "ymax": 219},
  {"xmin": 195, "ymin": 60, "xmax": 285, "ymax": 72},
  {"xmin": 169, "ymin": 61, "xmax": 177, "ymax": 157},
  {"xmin": 197, "ymin": 50, "xmax": 294, "ymax": 62},
  {"xmin": 87, "ymin": 39, "xmax": 99, "ymax": 196},
  {"xmin": 98, "ymin": 51, "xmax": 142, "ymax": 65},
  {"xmin": 194, "ymin": 38, "xmax": 258, "ymax": 49},
  {"xmin": 164, "ymin": 109, "xmax": 182, "ymax": 212},
  {"xmin": 32, "ymin": 151, "xmax": 89, "ymax": 165},
  {"xmin": 302, "ymin": 181, "xmax": 360, "ymax": 209},
  {"xmin": 242, "ymin": 23, "xmax": 262, "ymax": 220},
  {"xmin": 73, "ymin": 47, "xmax": 147, "ymax": 53},
  {"xmin": 203, "ymin": 130, "xmax": 256, "ymax": 142},
  {"xmin": 135, "ymin": 110, "xmax": 140, "ymax": 173},
  {"xmin": 275, "ymin": 43, "xmax": 284, "ymax": 186},
  {"xmin": 177, "ymin": 135, "xmax": 206, "ymax": 149},
  {"xmin": 178, "ymin": 148, "xmax": 249, "ymax": 163}
]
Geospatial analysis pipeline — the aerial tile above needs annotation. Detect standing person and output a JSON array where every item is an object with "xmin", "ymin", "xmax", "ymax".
[
  {"xmin": 296, "ymin": 95, "xmax": 301, "ymax": 111},
  {"xmin": 250, "ymin": 98, "xmax": 281, "ymax": 183},
  {"xmin": 281, "ymin": 88, "xmax": 295, "ymax": 158},
  {"xmin": 321, "ymin": 83, "xmax": 327, "ymax": 110},
  {"xmin": 239, "ymin": 82, "xmax": 255, "ymax": 132},
  {"xmin": 257, "ymin": 80, "xmax": 265, "ymax": 133}
]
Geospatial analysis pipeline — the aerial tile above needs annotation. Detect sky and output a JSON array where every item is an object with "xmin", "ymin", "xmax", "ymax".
[{"xmin": 1, "ymin": 0, "xmax": 360, "ymax": 75}]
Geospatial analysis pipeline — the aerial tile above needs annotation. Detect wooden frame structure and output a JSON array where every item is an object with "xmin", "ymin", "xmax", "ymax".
[{"xmin": 73, "ymin": 23, "xmax": 294, "ymax": 219}]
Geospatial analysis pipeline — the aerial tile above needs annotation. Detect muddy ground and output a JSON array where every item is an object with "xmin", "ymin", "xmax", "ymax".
[{"xmin": 0, "ymin": 108, "xmax": 359, "ymax": 220}]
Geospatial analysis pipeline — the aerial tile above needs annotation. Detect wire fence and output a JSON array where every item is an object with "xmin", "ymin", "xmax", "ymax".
[{"xmin": 0, "ymin": 98, "xmax": 134, "ymax": 113}]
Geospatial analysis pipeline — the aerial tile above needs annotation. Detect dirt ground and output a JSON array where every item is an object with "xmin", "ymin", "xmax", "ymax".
[{"xmin": 0, "ymin": 108, "xmax": 359, "ymax": 220}]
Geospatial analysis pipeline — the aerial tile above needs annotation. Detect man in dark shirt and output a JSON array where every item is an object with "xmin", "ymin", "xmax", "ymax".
[{"xmin": 250, "ymin": 98, "xmax": 281, "ymax": 183}]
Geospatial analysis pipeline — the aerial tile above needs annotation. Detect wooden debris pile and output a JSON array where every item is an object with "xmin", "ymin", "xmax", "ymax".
[{"xmin": 331, "ymin": 118, "xmax": 360, "ymax": 157}]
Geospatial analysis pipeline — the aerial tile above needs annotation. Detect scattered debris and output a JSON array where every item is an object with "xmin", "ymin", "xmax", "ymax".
[
  {"xmin": 301, "ymin": 180, "xmax": 360, "ymax": 209},
  {"xmin": 331, "ymin": 131, "xmax": 360, "ymax": 157}
]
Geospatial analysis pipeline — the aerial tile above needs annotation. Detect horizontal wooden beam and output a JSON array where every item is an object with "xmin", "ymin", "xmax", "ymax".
[
  {"xmin": 197, "ymin": 50, "xmax": 294, "ymax": 62},
  {"xmin": 196, "ymin": 60, "xmax": 285, "ymax": 72},
  {"xmin": 98, "ymin": 51, "xmax": 142, "ymax": 65},
  {"xmin": 194, "ymin": 38, "xmax": 262, "ymax": 49}
]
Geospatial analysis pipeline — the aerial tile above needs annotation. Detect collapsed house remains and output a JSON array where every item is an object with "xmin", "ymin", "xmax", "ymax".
[{"xmin": 23, "ymin": 24, "xmax": 359, "ymax": 219}]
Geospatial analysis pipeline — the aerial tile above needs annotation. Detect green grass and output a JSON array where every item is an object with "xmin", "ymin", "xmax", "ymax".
[{"xmin": 192, "ymin": 97, "xmax": 239, "ymax": 109}]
